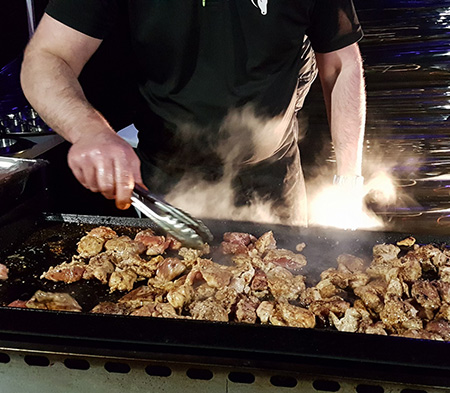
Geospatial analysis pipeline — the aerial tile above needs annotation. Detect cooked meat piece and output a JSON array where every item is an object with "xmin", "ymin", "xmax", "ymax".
[
  {"xmin": 90, "ymin": 302, "xmax": 130, "ymax": 315},
  {"xmin": 7, "ymin": 300, "xmax": 28, "ymax": 308},
  {"xmin": 156, "ymin": 257, "xmax": 186, "ymax": 281},
  {"xmin": 193, "ymin": 282, "xmax": 217, "ymax": 301},
  {"xmin": 131, "ymin": 302, "xmax": 179, "ymax": 318},
  {"xmin": 270, "ymin": 302, "xmax": 316, "ymax": 329},
  {"xmin": 88, "ymin": 226, "xmax": 118, "ymax": 241},
  {"xmin": 395, "ymin": 329, "xmax": 442, "ymax": 341},
  {"xmin": 41, "ymin": 259, "xmax": 86, "ymax": 283},
  {"xmin": 83, "ymin": 252, "xmax": 115, "ymax": 284},
  {"xmin": 295, "ymin": 242, "xmax": 306, "ymax": 252},
  {"xmin": 77, "ymin": 235, "xmax": 105, "ymax": 258},
  {"xmin": 187, "ymin": 259, "xmax": 233, "ymax": 288},
  {"xmin": 118, "ymin": 254, "xmax": 161, "ymax": 279},
  {"xmin": 436, "ymin": 303, "xmax": 450, "ymax": 322},
  {"xmin": 250, "ymin": 268, "xmax": 268, "ymax": 292},
  {"xmin": 221, "ymin": 232, "xmax": 256, "ymax": 255},
  {"xmin": 397, "ymin": 236, "xmax": 416, "ymax": 247},
  {"xmin": 314, "ymin": 279, "xmax": 342, "ymax": 299},
  {"xmin": 439, "ymin": 266, "xmax": 450, "ymax": 283},
  {"xmin": 435, "ymin": 281, "xmax": 450, "ymax": 303},
  {"xmin": 300, "ymin": 287, "xmax": 323, "ymax": 307},
  {"xmin": 413, "ymin": 244, "xmax": 448, "ymax": 269},
  {"xmin": 309, "ymin": 297, "xmax": 350, "ymax": 320},
  {"xmin": 354, "ymin": 279, "xmax": 387, "ymax": 313},
  {"xmin": 105, "ymin": 236, "xmax": 146, "ymax": 256},
  {"xmin": 167, "ymin": 277, "xmax": 195, "ymax": 309},
  {"xmin": 215, "ymin": 287, "xmax": 239, "ymax": 314},
  {"xmin": 190, "ymin": 298, "xmax": 229, "ymax": 322},
  {"xmin": 254, "ymin": 231, "xmax": 277, "ymax": 255},
  {"xmin": 118, "ymin": 285, "xmax": 165, "ymax": 308},
  {"xmin": 373, "ymin": 244, "xmax": 401, "ymax": 261},
  {"xmin": 166, "ymin": 234, "xmax": 183, "ymax": 250},
  {"xmin": 329, "ymin": 308, "xmax": 361, "ymax": 333},
  {"xmin": 399, "ymin": 254, "xmax": 422, "ymax": 282},
  {"xmin": 380, "ymin": 297, "xmax": 421, "ymax": 333},
  {"xmin": 178, "ymin": 245, "xmax": 210, "ymax": 265},
  {"xmin": 0, "ymin": 263, "xmax": 8, "ymax": 281},
  {"xmin": 227, "ymin": 262, "xmax": 255, "ymax": 294},
  {"xmin": 235, "ymin": 295, "xmax": 260, "ymax": 324},
  {"xmin": 135, "ymin": 230, "xmax": 170, "ymax": 255},
  {"xmin": 358, "ymin": 321, "xmax": 388, "ymax": 336},
  {"xmin": 263, "ymin": 249, "xmax": 307, "ymax": 273},
  {"xmin": 256, "ymin": 301, "xmax": 275, "ymax": 323},
  {"xmin": 320, "ymin": 268, "xmax": 349, "ymax": 289},
  {"xmin": 386, "ymin": 277, "xmax": 405, "ymax": 299},
  {"xmin": 337, "ymin": 254, "xmax": 365, "ymax": 274},
  {"xmin": 426, "ymin": 320, "xmax": 450, "ymax": 341},
  {"xmin": 26, "ymin": 290, "xmax": 82, "ymax": 312},
  {"xmin": 353, "ymin": 299, "xmax": 373, "ymax": 320},
  {"xmin": 109, "ymin": 269, "xmax": 137, "ymax": 292},
  {"xmin": 417, "ymin": 304, "xmax": 436, "ymax": 322},
  {"xmin": 411, "ymin": 280, "xmax": 441, "ymax": 311},
  {"xmin": 266, "ymin": 266, "xmax": 305, "ymax": 301}
]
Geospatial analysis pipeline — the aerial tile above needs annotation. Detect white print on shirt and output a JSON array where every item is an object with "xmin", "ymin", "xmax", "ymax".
[{"xmin": 251, "ymin": 0, "xmax": 268, "ymax": 15}]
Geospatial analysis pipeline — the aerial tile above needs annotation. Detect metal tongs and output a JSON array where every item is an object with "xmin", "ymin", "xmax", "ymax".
[{"xmin": 131, "ymin": 184, "xmax": 213, "ymax": 249}]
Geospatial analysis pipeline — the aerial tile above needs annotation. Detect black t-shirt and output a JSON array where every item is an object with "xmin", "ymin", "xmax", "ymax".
[{"xmin": 46, "ymin": 0, "xmax": 363, "ymax": 163}]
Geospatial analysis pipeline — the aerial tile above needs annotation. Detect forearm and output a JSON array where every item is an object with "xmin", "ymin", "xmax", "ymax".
[
  {"xmin": 317, "ymin": 45, "xmax": 366, "ymax": 177},
  {"xmin": 330, "ymin": 58, "xmax": 365, "ymax": 176},
  {"xmin": 21, "ymin": 49, "xmax": 114, "ymax": 144}
]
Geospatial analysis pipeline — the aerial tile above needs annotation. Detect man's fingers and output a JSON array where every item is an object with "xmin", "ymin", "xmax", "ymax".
[
  {"xmin": 113, "ymin": 160, "xmax": 134, "ymax": 210},
  {"xmin": 95, "ymin": 160, "xmax": 116, "ymax": 199}
]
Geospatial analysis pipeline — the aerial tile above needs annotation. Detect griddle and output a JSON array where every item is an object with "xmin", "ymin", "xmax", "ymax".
[{"xmin": 0, "ymin": 212, "xmax": 450, "ymax": 388}]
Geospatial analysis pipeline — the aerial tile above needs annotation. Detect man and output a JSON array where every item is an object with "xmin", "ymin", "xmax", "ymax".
[{"xmin": 21, "ymin": 0, "xmax": 366, "ymax": 225}]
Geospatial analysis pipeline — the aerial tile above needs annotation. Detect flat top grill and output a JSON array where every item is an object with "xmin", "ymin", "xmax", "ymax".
[{"xmin": 1, "ymin": 212, "xmax": 450, "ymax": 388}]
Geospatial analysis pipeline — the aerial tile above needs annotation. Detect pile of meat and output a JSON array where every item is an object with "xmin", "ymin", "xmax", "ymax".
[{"xmin": 9, "ymin": 226, "xmax": 450, "ymax": 341}]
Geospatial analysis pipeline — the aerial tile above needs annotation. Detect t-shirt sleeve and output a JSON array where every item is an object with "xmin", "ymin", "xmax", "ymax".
[
  {"xmin": 45, "ymin": 0, "xmax": 120, "ymax": 39},
  {"xmin": 305, "ymin": 0, "xmax": 363, "ymax": 53}
]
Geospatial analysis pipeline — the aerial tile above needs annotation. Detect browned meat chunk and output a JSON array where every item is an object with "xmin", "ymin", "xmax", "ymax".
[
  {"xmin": 439, "ymin": 266, "xmax": 450, "ymax": 283},
  {"xmin": 380, "ymin": 297, "xmax": 421, "ymax": 333},
  {"xmin": 41, "ymin": 259, "xmax": 86, "ymax": 283},
  {"xmin": 105, "ymin": 236, "xmax": 146, "ymax": 256},
  {"xmin": 411, "ymin": 280, "xmax": 441, "ymax": 311},
  {"xmin": 235, "ymin": 295, "xmax": 260, "ymax": 324},
  {"xmin": 309, "ymin": 297, "xmax": 350, "ymax": 320},
  {"xmin": 251, "ymin": 268, "xmax": 268, "ymax": 292},
  {"xmin": 90, "ymin": 302, "xmax": 130, "ymax": 315},
  {"xmin": 156, "ymin": 258, "xmax": 186, "ymax": 281},
  {"xmin": 190, "ymin": 298, "xmax": 229, "ymax": 322},
  {"xmin": 396, "ymin": 329, "xmax": 442, "ymax": 341},
  {"xmin": 187, "ymin": 258, "xmax": 233, "ymax": 288},
  {"xmin": 256, "ymin": 301, "xmax": 275, "ymax": 323},
  {"xmin": 436, "ymin": 303, "xmax": 450, "ymax": 322},
  {"xmin": 266, "ymin": 266, "xmax": 305, "ymax": 301},
  {"xmin": 270, "ymin": 302, "xmax": 316, "ymax": 329},
  {"xmin": 178, "ymin": 244, "xmax": 210, "ymax": 265},
  {"xmin": 118, "ymin": 254, "xmax": 160, "ymax": 278},
  {"xmin": 436, "ymin": 281, "xmax": 450, "ymax": 303},
  {"xmin": 329, "ymin": 308, "xmax": 361, "ymax": 333},
  {"xmin": 167, "ymin": 277, "xmax": 195, "ymax": 309},
  {"xmin": 118, "ymin": 285, "xmax": 165, "ymax": 308},
  {"xmin": 399, "ymin": 254, "xmax": 422, "ymax": 282},
  {"xmin": 426, "ymin": 320, "xmax": 450, "ymax": 341},
  {"xmin": 77, "ymin": 235, "xmax": 105, "ymax": 258},
  {"xmin": 354, "ymin": 279, "xmax": 387, "ymax": 313},
  {"xmin": 7, "ymin": 300, "xmax": 28, "ymax": 308},
  {"xmin": 26, "ymin": 291, "xmax": 82, "ymax": 312},
  {"xmin": 221, "ymin": 232, "xmax": 256, "ymax": 255},
  {"xmin": 88, "ymin": 226, "xmax": 118, "ymax": 240},
  {"xmin": 166, "ymin": 234, "xmax": 183, "ymax": 250},
  {"xmin": 254, "ymin": 231, "xmax": 277, "ymax": 255},
  {"xmin": 263, "ymin": 249, "xmax": 307, "ymax": 273},
  {"xmin": 358, "ymin": 321, "xmax": 388, "ymax": 336},
  {"xmin": 0, "ymin": 263, "xmax": 8, "ymax": 281},
  {"xmin": 83, "ymin": 252, "xmax": 115, "ymax": 284},
  {"xmin": 135, "ymin": 229, "xmax": 170, "ymax": 255},
  {"xmin": 109, "ymin": 269, "xmax": 137, "ymax": 292}
]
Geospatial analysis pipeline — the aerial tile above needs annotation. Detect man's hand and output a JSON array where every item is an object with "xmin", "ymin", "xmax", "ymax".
[{"xmin": 68, "ymin": 130, "xmax": 143, "ymax": 210}]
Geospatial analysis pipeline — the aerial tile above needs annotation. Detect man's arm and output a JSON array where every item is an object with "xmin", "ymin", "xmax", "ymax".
[
  {"xmin": 21, "ymin": 14, "xmax": 142, "ymax": 209},
  {"xmin": 315, "ymin": 43, "xmax": 366, "ymax": 177}
]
